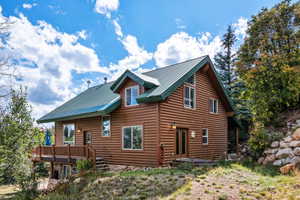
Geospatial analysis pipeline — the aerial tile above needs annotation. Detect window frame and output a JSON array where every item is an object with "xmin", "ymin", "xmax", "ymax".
[
  {"xmin": 122, "ymin": 125, "xmax": 143, "ymax": 150},
  {"xmin": 63, "ymin": 123, "xmax": 75, "ymax": 145},
  {"xmin": 62, "ymin": 165, "xmax": 71, "ymax": 178},
  {"xmin": 102, "ymin": 116, "xmax": 111, "ymax": 137},
  {"xmin": 183, "ymin": 74, "xmax": 196, "ymax": 109},
  {"xmin": 124, "ymin": 85, "xmax": 139, "ymax": 107},
  {"xmin": 202, "ymin": 128, "xmax": 209, "ymax": 145},
  {"xmin": 209, "ymin": 98, "xmax": 219, "ymax": 114}
]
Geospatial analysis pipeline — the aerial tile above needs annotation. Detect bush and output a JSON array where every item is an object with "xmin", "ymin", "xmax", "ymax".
[
  {"xmin": 248, "ymin": 124, "xmax": 284, "ymax": 159},
  {"xmin": 76, "ymin": 159, "xmax": 93, "ymax": 172}
]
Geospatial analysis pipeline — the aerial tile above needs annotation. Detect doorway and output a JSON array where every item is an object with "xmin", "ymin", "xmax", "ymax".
[
  {"xmin": 176, "ymin": 128, "xmax": 188, "ymax": 157},
  {"xmin": 83, "ymin": 131, "xmax": 92, "ymax": 145}
]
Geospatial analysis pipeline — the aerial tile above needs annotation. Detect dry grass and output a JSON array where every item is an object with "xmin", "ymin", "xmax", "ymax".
[{"xmin": 0, "ymin": 184, "xmax": 19, "ymax": 200}]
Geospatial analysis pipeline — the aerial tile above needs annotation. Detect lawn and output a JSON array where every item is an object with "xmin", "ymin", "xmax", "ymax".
[{"xmin": 34, "ymin": 161, "xmax": 300, "ymax": 200}]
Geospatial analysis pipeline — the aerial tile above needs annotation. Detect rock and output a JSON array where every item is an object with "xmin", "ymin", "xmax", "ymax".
[
  {"xmin": 294, "ymin": 147, "xmax": 300, "ymax": 156},
  {"xmin": 271, "ymin": 141, "xmax": 279, "ymax": 148},
  {"xmin": 264, "ymin": 154, "xmax": 276, "ymax": 164},
  {"xmin": 258, "ymin": 157, "xmax": 265, "ymax": 164},
  {"xmin": 273, "ymin": 159, "xmax": 283, "ymax": 166},
  {"xmin": 280, "ymin": 163, "xmax": 295, "ymax": 174},
  {"xmin": 276, "ymin": 148, "xmax": 293, "ymax": 159},
  {"xmin": 264, "ymin": 148, "xmax": 278, "ymax": 154},
  {"xmin": 292, "ymin": 128, "xmax": 300, "ymax": 140},
  {"xmin": 291, "ymin": 156, "xmax": 300, "ymax": 165},
  {"xmin": 290, "ymin": 141, "xmax": 300, "ymax": 147},
  {"xmin": 280, "ymin": 141, "xmax": 289, "ymax": 148},
  {"xmin": 284, "ymin": 136, "xmax": 293, "ymax": 142},
  {"xmin": 283, "ymin": 157, "xmax": 292, "ymax": 165}
]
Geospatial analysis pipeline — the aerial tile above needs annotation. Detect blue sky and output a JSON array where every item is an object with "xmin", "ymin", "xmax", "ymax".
[{"xmin": 0, "ymin": 0, "xmax": 283, "ymax": 120}]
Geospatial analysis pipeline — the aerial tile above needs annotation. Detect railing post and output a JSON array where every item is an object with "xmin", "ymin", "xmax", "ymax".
[
  {"xmin": 39, "ymin": 145, "xmax": 42, "ymax": 160},
  {"xmin": 93, "ymin": 149, "xmax": 96, "ymax": 170},
  {"xmin": 86, "ymin": 145, "xmax": 89, "ymax": 159},
  {"xmin": 68, "ymin": 144, "xmax": 71, "ymax": 163},
  {"xmin": 52, "ymin": 144, "xmax": 56, "ymax": 161}
]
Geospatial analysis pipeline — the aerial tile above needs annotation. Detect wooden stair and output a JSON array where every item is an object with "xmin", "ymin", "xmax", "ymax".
[{"xmin": 95, "ymin": 157, "xmax": 109, "ymax": 171}]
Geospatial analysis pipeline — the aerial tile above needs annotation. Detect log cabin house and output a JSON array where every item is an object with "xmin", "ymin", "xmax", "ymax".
[{"xmin": 33, "ymin": 55, "xmax": 239, "ymax": 179}]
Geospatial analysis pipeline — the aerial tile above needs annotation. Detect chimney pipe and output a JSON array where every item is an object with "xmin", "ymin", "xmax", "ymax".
[{"xmin": 104, "ymin": 77, "xmax": 107, "ymax": 84}]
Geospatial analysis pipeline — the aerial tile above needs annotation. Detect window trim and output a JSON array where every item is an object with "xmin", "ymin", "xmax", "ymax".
[
  {"xmin": 101, "ymin": 116, "xmax": 111, "ymax": 137},
  {"xmin": 124, "ymin": 85, "xmax": 139, "ymax": 107},
  {"xmin": 63, "ymin": 123, "xmax": 75, "ymax": 145},
  {"xmin": 202, "ymin": 128, "xmax": 208, "ymax": 145},
  {"xmin": 184, "ymin": 74, "xmax": 196, "ymax": 86},
  {"xmin": 209, "ymin": 98, "xmax": 219, "ymax": 114},
  {"xmin": 122, "ymin": 125, "xmax": 143, "ymax": 150},
  {"xmin": 184, "ymin": 86, "xmax": 196, "ymax": 109}
]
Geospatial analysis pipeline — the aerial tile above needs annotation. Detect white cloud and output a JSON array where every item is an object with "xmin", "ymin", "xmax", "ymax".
[
  {"xmin": 233, "ymin": 17, "xmax": 248, "ymax": 39},
  {"xmin": 95, "ymin": 0, "xmax": 119, "ymax": 18},
  {"xmin": 22, "ymin": 3, "xmax": 37, "ymax": 9},
  {"xmin": 77, "ymin": 30, "xmax": 88, "ymax": 40},
  {"xmin": 175, "ymin": 18, "xmax": 186, "ymax": 30},
  {"xmin": 0, "ymin": 10, "xmax": 108, "ymax": 119},
  {"xmin": 112, "ymin": 19, "xmax": 123, "ymax": 37},
  {"xmin": 154, "ymin": 32, "xmax": 222, "ymax": 67}
]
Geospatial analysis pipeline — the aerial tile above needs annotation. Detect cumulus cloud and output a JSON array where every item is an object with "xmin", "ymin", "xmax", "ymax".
[
  {"xmin": 233, "ymin": 17, "xmax": 248, "ymax": 39},
  {"xmin": 22, "ymin": 3, "xmax": 37, "ymax": 9},
  {"xmin": 0, "ymin": 10, "xmax": 107, "ymax": 119},
  {"xmin": 95, "ymin": 0, "xmax": 119, "ymax": 18},
  {"xmin": 175, "ymin": 18, "xmax": 186, "ymax": 30},
  {"xmin": 154, "ymin": 32, "xmax": 222, "ymax": 67}
]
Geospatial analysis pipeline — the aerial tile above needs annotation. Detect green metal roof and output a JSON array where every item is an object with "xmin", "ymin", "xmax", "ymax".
[{"xmin": 37, "ymin": 55, "xmax": 234, "ymax": 123}]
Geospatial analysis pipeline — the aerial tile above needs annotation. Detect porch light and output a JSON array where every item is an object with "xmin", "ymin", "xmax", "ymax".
[
  {"xmin": 170, "ymin": 122, "xmax": 176, "ymax": 129},
  {"xmin": 76, "ymin": 129, "xmax": 81, "ymax": 134}
]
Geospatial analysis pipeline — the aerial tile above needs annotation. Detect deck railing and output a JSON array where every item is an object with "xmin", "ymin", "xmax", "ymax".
[{"xmin": 32, "ymin": 144, "xmax": 96, "ymax": 167}]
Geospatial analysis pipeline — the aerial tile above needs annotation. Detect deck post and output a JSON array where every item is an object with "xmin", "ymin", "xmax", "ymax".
[
  {"xmin": 236, "ymin": 128, "xmax": 240, "ymax": 155},
  {"xmin": 39, "ymin": 144, "xmax": 42, "ymax": 160},
  {"xmin": 86, "ymin": 145, "xmax": 89, "ymax": 159},
  {"xmin": 52, "ymin": 144, "xmax": 56, "ymax": 161},
  {"xmin": 93, "ymin": 149, "xmax": 96, "ymax": 170},
  {"xmin": 68, "ymin": 144, "xmax": 71, "ymax": 163},
  {"xmin": 50, "ymin": 162, "xmax": 54, "ymax": 178}
]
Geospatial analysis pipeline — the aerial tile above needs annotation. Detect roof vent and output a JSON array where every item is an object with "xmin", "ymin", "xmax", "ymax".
[
  {"xmin": 104, "ymin": 77, "xmax": 107, "ymax": 84},
  {"xmin": 87, "ymin": 80, "xmax": 91, "ymax": 88}
]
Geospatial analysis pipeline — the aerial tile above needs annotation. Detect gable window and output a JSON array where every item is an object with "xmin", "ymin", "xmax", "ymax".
[
  {"xmin": 184, "ymin": 86, "xmax": 195, "ymax": 108},
  {"xmin": 125, "ymin": 86, "xmax": 139, "ymax": 106},
  {"xmin": 122, "ymin": 125, "xmax": 143, "ymax": 150},
  {"xmin": 63, "ymin": 124, "xmax": 75, "ymax": 145},
  {"xmin": 209, "ymin": 99, "xmax": 218, "ymax": 113},
  {"xmin": 202, "ymin": 128, "xmax": 208, "ymax": 144},
  {"xmin": 185, "ymin": 74, "xmax": 195, "ymax": 85},
  {"xmin": 102, "ymin": 116, "xmax": 111, "ymax": 136}
]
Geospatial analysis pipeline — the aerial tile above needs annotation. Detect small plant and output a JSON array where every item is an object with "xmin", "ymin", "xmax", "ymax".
[
  {"xmin": 218, "ymin": 194, "xmax": 228, "ymax": 200},
  {"xmin": 76, "ymin": 159, "xmax": 93, "ymax": 172}
]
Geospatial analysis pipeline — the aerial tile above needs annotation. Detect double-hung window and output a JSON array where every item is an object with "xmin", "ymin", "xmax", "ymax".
[
  {"xmin": 63, "ymin": 124, "xmax": 75, "ymax": 145},
  {"xmin": 202, "ymin": 128, "xmax": 208, "ymax": 144},
  {"xmin": 209, "ymin": 99, "xmax": 218, "ymax": 114},
  {"xmin": 125, "ymin": 86, "xmax": 139, "ymax": 106},
  {"xmin": 122, "ymin": 125, "xmax": 143, "ymax": 150},
  {"xmin": 102, "ymin": 116, "xmax": 111, "ymax": 136},
  {"xmin": 184, "ymin": 74, "xmax": 195, "ymax": 109}
]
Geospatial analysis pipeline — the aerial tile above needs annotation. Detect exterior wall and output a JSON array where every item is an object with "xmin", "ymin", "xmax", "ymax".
[
  {"xmin": 55, "ymin": 78, "xmax": 160, "ymax": 167},
  {"xmin": 159, "ymin": 66, "xmax": 228, "ymax": 164}
]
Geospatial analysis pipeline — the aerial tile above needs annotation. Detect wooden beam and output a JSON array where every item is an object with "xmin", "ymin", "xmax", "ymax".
[{"xmin": 202, "ymin": 64, "xmax": 210, "ymax": 72}]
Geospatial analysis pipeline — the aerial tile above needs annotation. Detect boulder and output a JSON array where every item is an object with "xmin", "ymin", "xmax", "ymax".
[
  {"xmin": 289, "ymin": 141, "xmax": 300, "ymax": 147},
  {"xmin": 258, "ymin": 157, "xmax": 265, "ymax": 164},
  {"xmin": 294, "ymin": 147, "xmax": 300, "ymax": 156},
  {"xmin": 265, "ymin": 154, "xmax": 276, "ymax": 163},
  {"xmin": 271, "ymin": 141, "xmax": 279, "ymax": 148},
  {"xmin": 291, "ymin": 156, "xmax": 300, "ymax": 165},
  {"xmin": 276, "ymin": 148, "xmax": 293, "ymax": 159},
  {"xmin": 280, "ymin": 163, "xmax": 295, "ymax": 174},
  {"xmin": 264, "ymin": 148, "xmax": 278, "ymax": 154},
  {"xmin": 280, "ymin": 141, "xmax": 289, "ymax": 148},
  {"xmin": 284, "ymin": 136, "xmax": 293, "ymax": 143},
  {"xmin": 283, "ymin": 157, "xmax": 292, "ymax": 165},
  {"xmin": 273, "ymin": 159, "xmax": 283, "ymax": 166},
  {"xmin": 292, "ymin": 128, "xmax": 300, "ymax": 140}
]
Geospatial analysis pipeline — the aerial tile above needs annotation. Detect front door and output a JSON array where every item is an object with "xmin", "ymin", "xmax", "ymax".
[
  {"xmin": 83, "ymin": 131, "xmax": 92, "ymax": 145},
  {"xmin": 176, "ymin": 128, "xmax": 188, "ymax": 157}
]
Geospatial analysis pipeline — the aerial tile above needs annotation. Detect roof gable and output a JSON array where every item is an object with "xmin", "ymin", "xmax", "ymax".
[{"xmin": 110, "ymin": 70, "xmax": 160, "ymax": 92}]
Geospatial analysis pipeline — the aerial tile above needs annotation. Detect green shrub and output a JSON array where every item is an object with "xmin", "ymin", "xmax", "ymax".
[
  {"xmin": 176, "ymin": 162, "xmax": 194, "ymax": 171},
  {"xmin": 76, "ymin": 159, "xmax": 93, "ymax": 172}
]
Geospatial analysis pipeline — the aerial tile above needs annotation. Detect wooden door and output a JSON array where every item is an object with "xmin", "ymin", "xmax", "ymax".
[
  {"xmin": 176, "ymin": 128, "xmax": 188, "ymax": 157},
  {"xmin": 83, "ymin": 131, "xmax": 92, "ymax": 145}
]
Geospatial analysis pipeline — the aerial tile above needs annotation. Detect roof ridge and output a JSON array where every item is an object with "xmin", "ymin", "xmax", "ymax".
[{"xmin": 143, "ymin": 55, "xmax": 208, "ymax": 75}]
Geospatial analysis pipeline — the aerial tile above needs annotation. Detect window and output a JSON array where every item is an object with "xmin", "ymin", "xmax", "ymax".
[
  {"xmin": 63, "ymin": 124, "xmax": 75, "ymax": 145},
  {"xmin": 122, "ymin": 125, "xmax": 143, "ymax": 150},
  {"xmin": 185, "ymin": 74, "xmax": 195, "ymax": 85},
  {"xmin": 184, "ymin": 86, "xmax": 195, "ymax": 108},
  {"xmin": 62, "ymin": 165, "xmax": 71, "ymax": 178},
  {"xmin": 102, "ymin": 116, "xmax": 111, "ymax": 136},
  {"xmin": 202, "ymin": 129, "xmax": 208, "ymax": 144},
  {"xmin": 84, "ymin": 131, "xmax": 92, "ymax": 145},
  {"xmin": 125, "ymin": 86, "xmax": 139, "ymax": 106},
  {"xmin": 209, "ymin": 99, "xmax": 218, "ymax": 113}
]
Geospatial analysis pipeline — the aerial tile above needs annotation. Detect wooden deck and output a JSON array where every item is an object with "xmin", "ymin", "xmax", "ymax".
[{"xmin": 31, "ymin": 145, "xmax": 96, "ymax": 166}]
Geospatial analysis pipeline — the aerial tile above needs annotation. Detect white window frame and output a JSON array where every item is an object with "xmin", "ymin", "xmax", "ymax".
[
  {"xmin": 202, "ymin": 128, "xmax": 208, "ymax": 145},
  {"xmin": 122, "ymin": 125, "xmax": 143, "ymax": 150},
  {"xmin": 209, "ymin": 98, "xmax": 219, "ymax": 114},
  {"xmin": 185, "ymin": 74, "xmax": 196, "ymax": 86},
  {"xmin": 63, "ymin": 124, "xmax": 75, "ymax": 145},
  {"xmin": 184, "ymin": 86, "xmax": 196, "ymax": 109},
  {"xmin": 125, "ymin": 85, "xmax": 139, "ymax": 107},
  {"xmin": 102, "ymin": 116, "xmax": 111, "ymax": 137}
]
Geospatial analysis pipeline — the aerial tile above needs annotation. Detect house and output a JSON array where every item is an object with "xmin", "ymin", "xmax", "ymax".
[{"xmin": 33, "ymin": 55, "xmax": 239, "ymax": 178}]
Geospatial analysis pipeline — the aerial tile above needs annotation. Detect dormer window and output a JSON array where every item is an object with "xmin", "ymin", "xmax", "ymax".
[{"xmin": 125, "ymin": 85, "xmax": 139, "ymax": 106}]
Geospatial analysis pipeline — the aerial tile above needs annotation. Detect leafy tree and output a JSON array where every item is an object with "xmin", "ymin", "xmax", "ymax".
[
  {"xmin": 236, "ymin": 0, "xmax": 300, "ymax": 125},
  {"xmin": 0, "ymin": 88, "xmax": 42, "ymax": 198}
]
